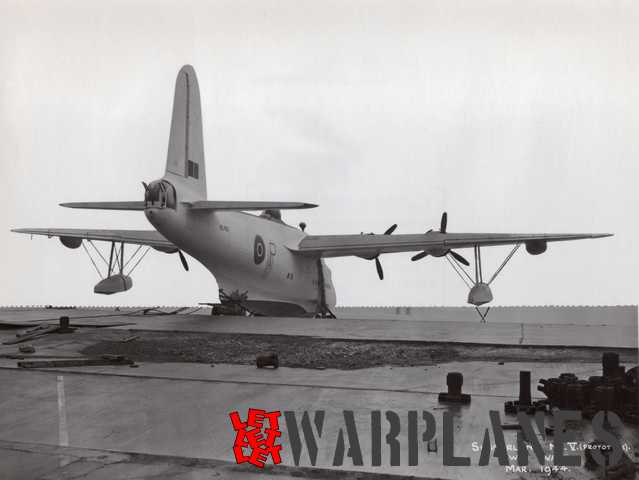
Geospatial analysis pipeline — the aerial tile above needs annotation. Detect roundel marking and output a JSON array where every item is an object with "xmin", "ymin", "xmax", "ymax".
[{"xmin": 254, "ymin": 235, "xmax": 265, "ymax": 265}]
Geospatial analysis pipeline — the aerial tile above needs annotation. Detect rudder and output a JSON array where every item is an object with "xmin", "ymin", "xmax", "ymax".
[{"xmin": 164, "ymin": 65, "xmax": 207, "ymax": 201}]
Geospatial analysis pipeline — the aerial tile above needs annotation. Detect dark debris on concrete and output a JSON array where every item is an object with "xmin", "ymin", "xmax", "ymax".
[{"xmin": 74, "ymin": 329, "xmax": 637, "ymax": 370}]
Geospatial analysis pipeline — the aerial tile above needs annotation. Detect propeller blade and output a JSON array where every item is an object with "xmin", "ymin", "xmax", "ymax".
[
  {"xmin": 411, "ymin": 251, "xmax": 429, "ymax": 261},
  {"xmin": 142, "ymin": 181, "xmax": 149, "ymax": 192},
  {"xmin": 449, "ymin": 250, "xmax": 470, "ymax": 266},
  {"xmin": 375, "ymin": 257, "xmax": 384, "ymax": 280},
  {"xmin": 384, "ymin": 224, "xmax": 398, "ymax": 235},
  {"xmin": 178, "ymin": 250, "xmax": 189, "ymax": 271},
  {"xmin": 440, "ymin": 212, "xmax": 447, "ymax": 234}
]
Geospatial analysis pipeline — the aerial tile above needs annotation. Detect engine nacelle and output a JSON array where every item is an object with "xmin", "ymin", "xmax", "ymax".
[
  {"xmin": 60, "ymin": 236, "xmax": 82, "ymax": 249},
  {"xmin": 525, "ymin": 240, "xmax": 547, "ymax": 255}
]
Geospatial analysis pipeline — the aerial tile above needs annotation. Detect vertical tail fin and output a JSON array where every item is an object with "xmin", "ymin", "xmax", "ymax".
[{"xmin": 164, "ymin": 65, "xmax": 207, "ymax": 201}]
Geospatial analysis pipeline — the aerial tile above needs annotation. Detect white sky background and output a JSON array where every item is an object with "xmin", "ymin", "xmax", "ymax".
[{"xmin": 0, "ymin": 0, "xmax": 637, "ymax": 307}]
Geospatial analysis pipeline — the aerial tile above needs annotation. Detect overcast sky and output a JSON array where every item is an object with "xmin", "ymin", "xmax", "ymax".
[{"xmin": 1, "ymin": 0, "xmax": 637, "ymax": 307}]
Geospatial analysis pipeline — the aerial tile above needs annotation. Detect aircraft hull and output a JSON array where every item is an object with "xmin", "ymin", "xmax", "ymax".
[{"xmin": 145, "ymin": 205, "xmax": 336, "ymax": 314}]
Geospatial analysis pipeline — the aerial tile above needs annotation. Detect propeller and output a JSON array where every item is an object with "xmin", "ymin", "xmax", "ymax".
[
  {"xmin": 411, "ymin": 250, "xmax": 429, "ymax": 261},
  {"xmin": 411, "ymin": 212, "xmax": 470, "ymax": 266},
  {"xmin": 383, "ymin": 224, "xmax": 398, "ymax": 235},
  {"xmin": 178, "ymin": 250, "xmax": 189, "ymax": 271},
  {"xmin": 374, "ymin": 257, "xmax": 384, "ymax": 280},
  {"xmin": 449, "ymin": 250, "xmax": 470, "ymax": 266},
  {"xmin": 367, "ymin": 224, "xmax": 397, "ymax": 280},
  {"xmin": 440, "ymin": 211, "xmax": 447, "ymax": 233}
]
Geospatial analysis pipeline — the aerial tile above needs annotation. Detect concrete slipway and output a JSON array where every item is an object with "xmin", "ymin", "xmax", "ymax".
[{"xmin": 0, "ymin": 307, "xmax": 636, "ymax": 479}]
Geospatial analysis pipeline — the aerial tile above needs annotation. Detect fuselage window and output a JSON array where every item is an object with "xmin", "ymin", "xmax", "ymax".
[{"xmin": 187, "ymin": 160, "xmax": 199, "ymax": 179}]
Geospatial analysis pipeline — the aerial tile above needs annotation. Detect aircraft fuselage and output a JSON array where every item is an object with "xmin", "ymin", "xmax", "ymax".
[{"xmin": 144, "ymin": 203, "xmax": 336, "ymax": 314}]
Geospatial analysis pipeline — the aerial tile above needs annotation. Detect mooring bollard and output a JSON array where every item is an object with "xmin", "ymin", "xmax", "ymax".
[
  {"xmin": 602, "ymin": 352, "xmax": 620, "ymax": 379},
  {"xmin": 58, "ymin": 316, "xmax": 73, "ymax": 333},
  {"xmin": 438, "ymin": 372, "xmax": 471, "ymax": 404},
  {"xmin": 505, "ymin": 370, "xmax": 547, "ymax": 414},
  {"xmin": 519, "ymin": 371, "xmax": 532, "ymax": 407}
]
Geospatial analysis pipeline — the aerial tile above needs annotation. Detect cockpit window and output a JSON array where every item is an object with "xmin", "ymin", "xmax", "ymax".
[
  {"xmin": 260, "ymin": 209, "xmax": 283, "ymax": 222},
  {"xmin": 262, "ymin": 209, "xmax": 282, "ymax": 221},
  {"xmin": 144, "ymin": 180, "xmax": 176, "ymax": 209}
]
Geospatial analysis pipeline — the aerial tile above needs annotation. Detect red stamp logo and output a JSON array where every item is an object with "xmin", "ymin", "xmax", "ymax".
[{"xmin": 229, "ymin": 408, "xmax": 283, "ymax": 468}]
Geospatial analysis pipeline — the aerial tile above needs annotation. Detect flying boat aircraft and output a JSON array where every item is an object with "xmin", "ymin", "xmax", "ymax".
[{"xmin": 12, "ymin": 65, "xmax": 611, "ymax": 318}]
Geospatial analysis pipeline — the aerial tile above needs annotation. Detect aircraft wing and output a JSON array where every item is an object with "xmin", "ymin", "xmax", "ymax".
[
  {"xmin": 291, "ymin": 232, "xmax": 612, "ymax": 258},
  {"xmin": 11, "ymin": 228, "xmax": 174, "ymax": 249}
]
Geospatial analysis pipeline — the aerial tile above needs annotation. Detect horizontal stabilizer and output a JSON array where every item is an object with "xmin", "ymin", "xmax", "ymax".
[
  {"xmin": 60, "ymin": 202, "xmax": 146, "ymax": 210},
  {"xmin": 185, "ymin": 201, "xmax": 318, "ymax": 211}
]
